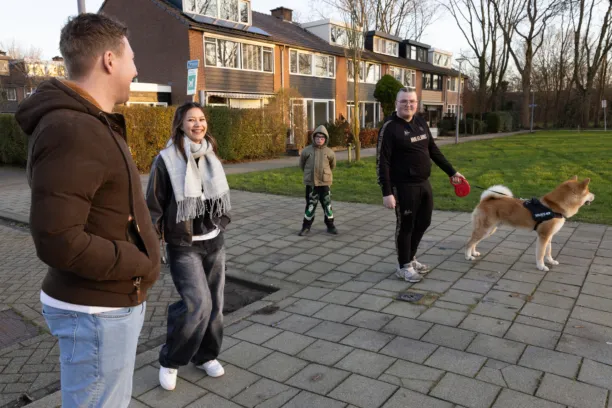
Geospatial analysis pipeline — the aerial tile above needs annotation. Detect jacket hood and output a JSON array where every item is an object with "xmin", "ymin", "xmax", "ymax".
[
  {"xmin": 311, "ymin": 125, "xmax": 330, "ymax": 147},
  {"xmin": 15, "ymin": 78, "xmax": 106, "ymax": 136}
]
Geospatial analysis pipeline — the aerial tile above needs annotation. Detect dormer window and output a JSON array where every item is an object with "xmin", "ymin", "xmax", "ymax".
[
  {"xmin": 431, "ymin": 51, "xmax": 452, "ymax": 67},
  {"xmin": 373, "ymin": 37, "xmax": 398, "ymax": 57},
  {"xmin": 330, "ymin": 25, "xmax": 363, "ymax": 49},
  {"xmin": 185, "ymin": 0, "xmax": 250, "ymax": 25}
]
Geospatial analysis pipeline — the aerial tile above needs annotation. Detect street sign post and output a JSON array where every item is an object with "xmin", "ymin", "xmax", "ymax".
[{"xmin": 187, "ymin": 60, "xmax": 199, "ymax": 96}]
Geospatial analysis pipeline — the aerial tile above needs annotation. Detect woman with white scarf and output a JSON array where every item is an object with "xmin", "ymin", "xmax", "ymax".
[{"xmin": 146, "ymin": 102, "xmax": 231, "ymax": 391}]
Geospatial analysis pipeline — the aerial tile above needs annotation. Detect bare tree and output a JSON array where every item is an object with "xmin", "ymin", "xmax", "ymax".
[
  {"xmin": 570, "ymin": 0, "xmax": 612, "ymax": 127},
  {"xmin": 490, "ymin": 0, "xmax": 566, "ymax": 128},
  {"xmin": 318, "ymin": 0, "xmax": 371, "ymax": 160},
  {"xmin": 372, "ymin": 0, "xmax": 439, "ymax": 40},
  {"xmin": 0, "ymin": 38, "xmax": 43, "ymax": 60},
  {"xmin": 442, "ymin": 0, "xmax": 495, "ymax": 120}
]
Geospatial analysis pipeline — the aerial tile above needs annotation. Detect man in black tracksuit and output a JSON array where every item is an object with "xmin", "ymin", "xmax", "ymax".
[{"xmin": 377, "ymin": 88, "xmax": 466, "ymax": 283}]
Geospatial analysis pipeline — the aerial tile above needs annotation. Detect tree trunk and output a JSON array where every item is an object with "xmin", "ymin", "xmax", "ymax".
[
  {"xmin": 522, "ymin": 81, "xmax": 531, "ymax": 129},
  {"xmin": 353, "ymin": 62, "xmax": 361, "ymax": 161}
]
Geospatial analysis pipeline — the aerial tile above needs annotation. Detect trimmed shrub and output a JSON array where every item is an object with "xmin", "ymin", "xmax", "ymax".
[
  {"xmin": 374, "ymin": 75, "xmax": 405, "ymax": 118},
  {"xmin": 0, "ymin": 114, "xmax": 28, "ymax": 166},
  {"xmin": 324, "ymin": 119, "xmax": 351, "ymax": 147}
]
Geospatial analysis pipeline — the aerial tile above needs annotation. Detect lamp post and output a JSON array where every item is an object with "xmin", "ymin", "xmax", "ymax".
[
  {"xmin": 77, "ymin": 0, "xmax": 86, "ymax": 14},
  {"xmin": 455, "ymin": 57, "xmax": 467, "ymax": 144}
]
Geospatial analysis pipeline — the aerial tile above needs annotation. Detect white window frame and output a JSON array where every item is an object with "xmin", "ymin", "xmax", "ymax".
[
  {"xmin": 204, "ymin": 35, "xmax": 274, "ymax": 73},
  {"xmin": 292, "ymin": 98, "xmax": 336, "ymax": 130},
  {"xmin": 289, "ymin": 49, "xmax": 336, "ymax": 79},
  {"xmin": 447, "ymin": 77, "xmax": 457, "ymax": 92},
  {"xmin": 184, "ymin": 0, "xmax": 251, "ymax": 25},
  {"xmin": 330, "ymin": 25, "xmax": 364, "ymax": 49},
  {"xmin": 374, "ymin": 37, "xmax": 399, "ymax": 57},
  {"xmin": 347, "ymin": 101, "xmax": 381, "ymax": 128},
  {"xmin": 389, "ymin": 66, "xmax": 416, "ymax": 88},
  {"xmin": 348, "ymin": 60, "xmax": 381, "ymax": 84}
]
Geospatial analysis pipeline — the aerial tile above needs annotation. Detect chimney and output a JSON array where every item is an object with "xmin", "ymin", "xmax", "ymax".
[
  {"xmin": 271, "ymin": 7, "xmax": 293, "ymax": 22},
  {"xmin": 52, "ymin": 56, "xmax": 64, "ymax": 62}
]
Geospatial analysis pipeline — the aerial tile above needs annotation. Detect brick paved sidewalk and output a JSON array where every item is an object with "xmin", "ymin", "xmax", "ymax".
[{"xmin": 1, "ymin": 186, "xmax": 611, "ymax": 407}]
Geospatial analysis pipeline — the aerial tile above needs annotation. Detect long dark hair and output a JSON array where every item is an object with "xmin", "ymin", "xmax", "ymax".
[{"xmin": 171, "ymin": 102, "xmax": 218, "ymax": 162}]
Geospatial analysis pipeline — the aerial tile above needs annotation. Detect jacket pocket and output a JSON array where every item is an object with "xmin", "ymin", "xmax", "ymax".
[{"xmin": 322, "ymin": 169, "xmax": 332, "ymax": 183}]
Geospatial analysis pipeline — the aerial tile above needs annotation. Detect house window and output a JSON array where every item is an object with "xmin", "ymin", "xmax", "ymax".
[
  {"xmin": 299, "ymin": 53, "xmax": 312, "ymax": 75},
  {"xmin": 242, "ymin": 44, "xmax": 262, "ymax": 71},
  {"xmin": 290, "ymin": 50, "xmax": 298, "ymax": 73},
  {"xmin": 217, "ymin": 39, "xmax": 239, "ymax": 68},
  {"xmin": 186, "ymin": 0, "xmax": 250, "ymax": 24},
  {"xmin": 263, "ymin": 48, "xmax": 273, "ymax": 72},
  {"xmin": 374, "ymin": 37, "xmax": 398, "ymax": 57},
  {"xmin": 208, "ymin": 95, "xmax": 229, "ymax": 106},
  {"xmin": 297, "ymin": 99, "xmax": 335, "ymax": 130},
  {"xmin": 331, "ymin": 26, "xmax": 349, "ymax": 47},
  {"xmin": 205, "ymin": 38, "xmax": 217, "ymax": 65},
  {"xmin": 239, "ymin": 0, "xmax": 249, "ymax": 23},
  {"xmin": 25, "ymin": 87, "xmax": 36, "ymax": 97},
  {"xmin": 423, "ymin": 73, "xmax": 442, "ymax": 90},
  {"xmin": 347, "ymin": 101, "xmax": 381, "ymax": 128},
  {"xmin": 389, "ymin": 66, "xmax": 416, "ymax": 87},
  {"xmin": 447, "ymin": 77, "xmax": 457, "ymax": 91},
  {"xmin": 348, "ymin": 61, "xmax": 381, "ymax": 84},
  {"xmin": 205, "ymin": 36, "xmax": 273, "ymax": 73},
  {"xmin": 330, "ymin": 25, "xmax": 363, "ymax": 48},
  {"xmin": 290, "ymin": 50, "xmax": 335, "ymax": 78},
  {"xmin": 3, "ymin": 88, "xmax": 17, "ymax": 101},
  {"xmin": 0, "ymin": 60, "xmax": 8, "ymax": 76},
  {"xmin": 418, "ymin": 48, "xmax": 427, "ymax": 62},
  {"xmin": 315, "ymin": 55, "xmax": 327, "ymax": 77}
]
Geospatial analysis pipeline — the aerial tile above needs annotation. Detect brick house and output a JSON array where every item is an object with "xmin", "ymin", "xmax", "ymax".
[{"xmin": 100, "ymin": 0, "xmax": 465, "ymax": 135}]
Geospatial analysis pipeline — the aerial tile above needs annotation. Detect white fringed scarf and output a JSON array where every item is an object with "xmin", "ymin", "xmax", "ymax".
[{"xmin": 160, "ymin": 135, "xmax": 231, "ymax": 223}]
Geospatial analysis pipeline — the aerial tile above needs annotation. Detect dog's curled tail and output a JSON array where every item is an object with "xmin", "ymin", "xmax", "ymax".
[{"xmin": 480, "ymin": 185, "xmax": 513, "ymax": 201}]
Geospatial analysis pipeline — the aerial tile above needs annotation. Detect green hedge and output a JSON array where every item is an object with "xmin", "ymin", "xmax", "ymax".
[
  {"xmin": 1, "ymin": 103, "xmax": 288, "ymax": 172},
  {"xmin": 0, "ymin": 114, "xmax": 28, "ymax": 166},
  {"xmin": 113, "ymin": 104, "xmax": 287, "ymax": 172}
]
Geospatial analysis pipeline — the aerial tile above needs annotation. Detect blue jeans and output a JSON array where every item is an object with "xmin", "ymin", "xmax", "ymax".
[
  {"xmin": 42, "ymin": 302, "xmax": 146, "ymax": 408},
  {"xmin": 159, "ymin": 234, "xmax": 225, "ymax": 369}
]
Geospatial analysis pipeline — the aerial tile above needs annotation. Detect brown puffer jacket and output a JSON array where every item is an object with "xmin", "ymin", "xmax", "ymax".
[
  {"xmin": 299, "ymin": 125, "xmax": 337, "ymax": 186},
  {"xmin": 15, "ymin": 78, "xmax": 160, "ymax": 307}
]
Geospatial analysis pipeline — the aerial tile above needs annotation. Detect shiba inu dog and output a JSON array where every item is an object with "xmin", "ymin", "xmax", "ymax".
[{"xmin": 465, "ymin": 176, "xmax": 595, "ymax": 271}]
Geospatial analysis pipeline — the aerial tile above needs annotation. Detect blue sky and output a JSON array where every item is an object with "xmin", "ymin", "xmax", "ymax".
[{"xmin": 0, "ymin": 0, "xmax": 468, "ymax": 61}]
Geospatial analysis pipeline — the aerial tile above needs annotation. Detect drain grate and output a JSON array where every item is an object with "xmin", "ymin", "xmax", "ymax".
[{"xmin": 0, "ymin": 309, "xmax": 40, "ymax": 349}]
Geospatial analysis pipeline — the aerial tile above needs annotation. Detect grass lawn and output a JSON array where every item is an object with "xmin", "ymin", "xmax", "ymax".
[{"xmin": 227, "ymin": 131, "xmax": 612, "ymax": 225}]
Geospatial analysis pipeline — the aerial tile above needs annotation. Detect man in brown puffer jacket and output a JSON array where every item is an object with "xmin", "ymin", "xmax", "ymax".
[
  {"xmin": 15, "ymin": 13, "xmax": 160, "ymax": 408},
  {"xmin": 298, "ymin": 125, "xmax": 338, "ymax": 236}
]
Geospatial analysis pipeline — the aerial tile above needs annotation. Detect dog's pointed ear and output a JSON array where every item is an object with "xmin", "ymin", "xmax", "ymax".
[
  {"xmin": 570, "ymin": 175, "xmax": 578, "ymax": 181},
  {"xmin": 581, "ymin": 178, "xmax": 591, "ymax": 187}
]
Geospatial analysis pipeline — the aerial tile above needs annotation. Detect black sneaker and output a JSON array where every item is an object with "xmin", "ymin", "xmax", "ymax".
[
  {"xmin": 327, "ymin": 226, "xmax": 338, "ymax": 235},
  {"xmin": 298, "ymin": 228, "xmax": 310, "ymax": 236}
]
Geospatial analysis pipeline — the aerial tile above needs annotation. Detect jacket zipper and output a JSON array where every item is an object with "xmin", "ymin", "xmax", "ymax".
[{"xmin": 133, "ymin": 276, "xmax": 142, "ymax": 303}]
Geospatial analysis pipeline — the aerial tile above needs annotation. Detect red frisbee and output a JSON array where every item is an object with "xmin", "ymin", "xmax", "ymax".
[{"xmin": 451, "ymin": 177, "xmax": 471, "ymax": 197}]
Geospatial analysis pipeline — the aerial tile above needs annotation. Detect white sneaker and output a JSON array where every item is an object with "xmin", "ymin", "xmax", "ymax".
[
  {"xmin": 412, "ymin": 258, "xmax": 430, "ymax": 274},
  {"xmin": 197, "ymin": 359, "xmax": 225, "ymax": 377},
  {"xmin": 159, "ymin": 366, "xmax": 177, "ymax": 391},
  {"xmin": 395, "ymin": 265, "xmax": 423, "ymax": 283}
]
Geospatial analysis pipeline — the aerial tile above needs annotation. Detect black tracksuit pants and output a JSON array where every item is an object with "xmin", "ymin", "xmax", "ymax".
[
  {"xmin": 302, "ymin": 185, "xmax": 334, "ymax": 228},
  {"xmin": 392, "ymin": 181, "xmax": 433, "ymax": 267}
]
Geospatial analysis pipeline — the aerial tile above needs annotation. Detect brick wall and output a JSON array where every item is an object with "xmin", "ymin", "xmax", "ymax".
[
  {"xmin": 101, "ymin": 0, "xmax": 190, "ymax": 105},
  {"xmin": 188, "ymin": 30, "xmax": 206, "ymax": 103}
]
